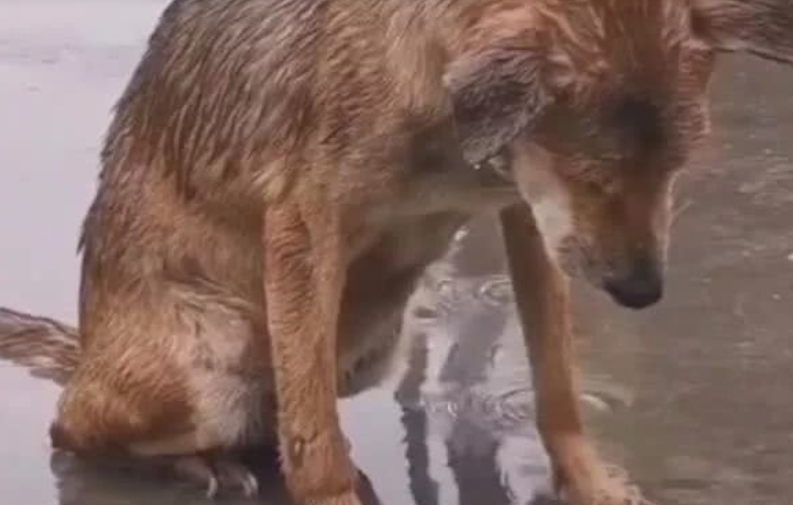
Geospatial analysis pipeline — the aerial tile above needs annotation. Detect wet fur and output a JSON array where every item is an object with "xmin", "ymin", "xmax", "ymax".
[{"xmin": 2, "ymin": 1, "xmax": 793, "ymax": 504}]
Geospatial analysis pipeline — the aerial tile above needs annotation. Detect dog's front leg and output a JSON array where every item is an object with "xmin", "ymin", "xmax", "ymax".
[
  {"xmin": 499, "ymin": 205, "xmax": 649, "ymax": 505},
  {"xmin": 264, "ymin": 201, "xmax": 361, "ymax": 505}
]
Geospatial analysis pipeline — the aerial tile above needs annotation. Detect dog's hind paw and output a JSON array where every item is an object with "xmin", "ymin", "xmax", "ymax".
[{"xmin": 170, "ymin": 453, "xmax": 259, "ymax": 498}]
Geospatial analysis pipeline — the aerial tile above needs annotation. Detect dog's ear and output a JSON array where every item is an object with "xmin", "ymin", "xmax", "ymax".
[
  {"xmin": 444, "ymin": 45, "xmax": 553, "ymax": 166},
  {"xmin": 691, "ymin": 0, "xmax": 793, "ymax": 65}
]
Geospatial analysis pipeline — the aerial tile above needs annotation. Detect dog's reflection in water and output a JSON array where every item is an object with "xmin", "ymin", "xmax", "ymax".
[
  {"xmin": 390, "ymin": 219, "xmax": 561, "ymax": 505},
  {"xmin": 50, "ymin": 448, "xmax": 383, "ymax": 505}
]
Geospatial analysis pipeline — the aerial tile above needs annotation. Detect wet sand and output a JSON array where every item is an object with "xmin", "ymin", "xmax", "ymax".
[{"xmin": 1, "ymin": 2, "xmax": 792, "ymax": 505}]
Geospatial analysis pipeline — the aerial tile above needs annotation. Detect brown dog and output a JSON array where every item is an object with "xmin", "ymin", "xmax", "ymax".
[{"xmin": 1, "ymin": 1, "xmax": 792, "ymax": 504}]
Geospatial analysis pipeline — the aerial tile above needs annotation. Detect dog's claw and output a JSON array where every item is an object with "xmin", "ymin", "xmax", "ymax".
[
  {"xmin": 242, "ymin": 473, "xmax": 260, "ymax": 497},
  {"xmin": 206, "ymin": 475, "xmax": 220, "ymax": 499},
  {"xmin": 214, "ymin": 458, "xmax": 260, "ymax": 497},
  {"xmin": 170, "ymin": 453, "xmax": 258, "ymax": 498}
]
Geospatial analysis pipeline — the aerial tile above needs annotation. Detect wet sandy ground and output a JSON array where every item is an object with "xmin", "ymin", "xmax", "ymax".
[{"xmin": 1, "ymin": 1, "xmax": 792, "ymax": 504}]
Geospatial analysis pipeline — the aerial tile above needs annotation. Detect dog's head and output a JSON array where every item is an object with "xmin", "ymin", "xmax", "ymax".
[{"xmin": 446, "ymin": 0, "xmax": 793, "ymax": 309}]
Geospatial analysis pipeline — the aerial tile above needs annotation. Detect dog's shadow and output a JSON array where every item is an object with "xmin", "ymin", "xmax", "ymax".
[{"xmin": 50, "ymin": 449, "xmax": 383, "ymax": 505}]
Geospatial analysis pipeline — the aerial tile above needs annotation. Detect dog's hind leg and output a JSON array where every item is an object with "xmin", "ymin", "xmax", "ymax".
[
  {"xmin": 49, "ymin": 289, "xmax": 277, "ymax": 498},
  {"xmin": 0, "ymin": 307, "xmax": 269, "ymax": 496}
]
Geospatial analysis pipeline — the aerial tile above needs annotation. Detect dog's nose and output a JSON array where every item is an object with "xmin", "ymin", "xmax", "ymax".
[{"xmin": 604, "ymin": 259, "xmax": 663, "ymax": 309}]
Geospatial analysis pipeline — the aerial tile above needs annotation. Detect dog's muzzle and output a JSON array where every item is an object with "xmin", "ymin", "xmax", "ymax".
[{"xmin": 603, "ymin": 257, "xmax": 664, "ymax": 309}]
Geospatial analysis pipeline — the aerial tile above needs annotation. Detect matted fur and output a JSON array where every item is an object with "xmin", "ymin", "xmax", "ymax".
[{"xmin": 1, "ymin": 1, "xmax": 792, "ymax": 504}]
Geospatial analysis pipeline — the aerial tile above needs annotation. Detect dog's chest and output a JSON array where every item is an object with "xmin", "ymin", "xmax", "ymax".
[{"xmin": 338, "ymin": 213, "xmax": 467, "ymax": 360}]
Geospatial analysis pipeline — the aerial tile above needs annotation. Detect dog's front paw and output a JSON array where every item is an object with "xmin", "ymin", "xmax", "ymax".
[
  {"xmin": 551, "ymin": 438, "xmax": 655, "ymax": 505},
  {"xmin": 560, "ymin": 466, "xmax": 654, "ymax": 505}
]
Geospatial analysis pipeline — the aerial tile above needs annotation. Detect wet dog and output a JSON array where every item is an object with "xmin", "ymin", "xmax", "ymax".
[{"xmin": 1, "ymin": 1, "xmax": 792, "ymax": 504}]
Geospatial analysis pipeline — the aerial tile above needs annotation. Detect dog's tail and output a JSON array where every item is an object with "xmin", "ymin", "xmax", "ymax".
[{"xmin": 0, "ymin": 307, "xmax": 80, "ymax": 386}]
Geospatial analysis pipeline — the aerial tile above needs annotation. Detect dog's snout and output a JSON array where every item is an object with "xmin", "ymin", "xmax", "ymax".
[{"xmin": 604, "ymin": 258, "xmax": 663, "ymax": 309}]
